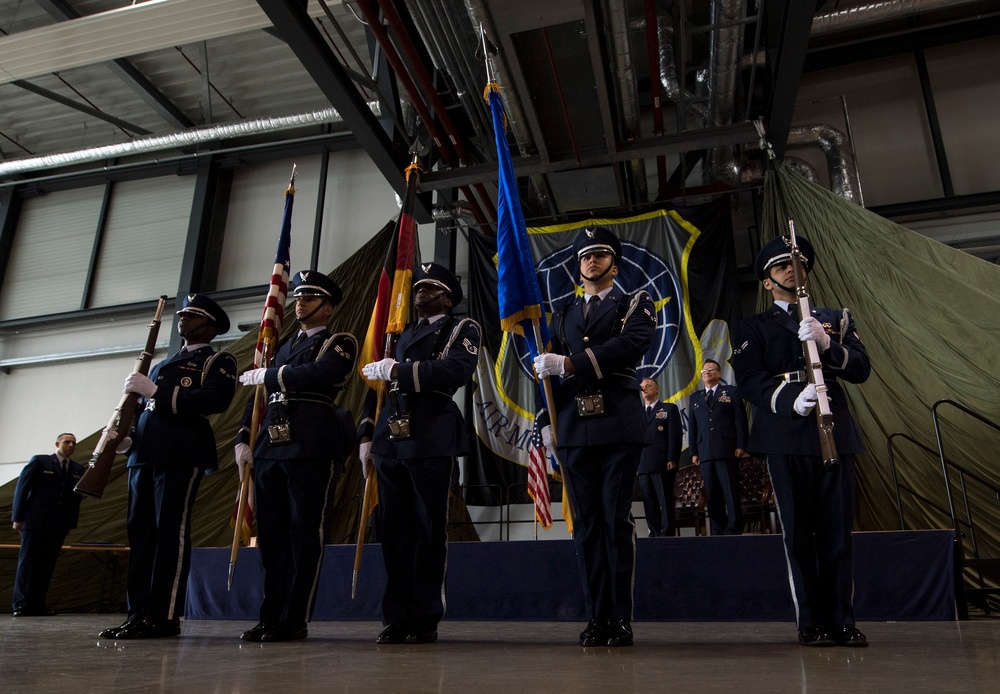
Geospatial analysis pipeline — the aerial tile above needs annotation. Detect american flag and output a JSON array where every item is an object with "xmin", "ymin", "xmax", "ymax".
[
  {"xmin": 231, "ymin": 171, "xmax": 294, "ymax": 544},
  {"xmin": 253, "ymin": 178, "xmax": 294, "ymax": 369},
  {"xmin": 527, "ymin": 423, "xmax": 552, "ymax": 528}
]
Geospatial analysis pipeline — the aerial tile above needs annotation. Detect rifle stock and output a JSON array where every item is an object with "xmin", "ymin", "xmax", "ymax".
[
  {"xmin": 75, "ymin": 296, "xmax": 168, "ymax": 498},
  {"xmin": 787, "ymin": 219, "xmax": 838, "ymax": 470}
]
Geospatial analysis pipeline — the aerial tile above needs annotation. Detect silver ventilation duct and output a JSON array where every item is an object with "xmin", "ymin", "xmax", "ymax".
[
  {"xmin": 786, "ymin": 123, "xmax": 860, "ymax": 204},
  {"xmin": 706, "ymin": 0, "xmax": 746, "ymax": 184},
  {"xmin": 811, "ymin": 0, "xmax": 986, "ymax": 35},
  {"xmin": 655, "ymin": 14, "xmax": 709, "ymax": 123},
  {"xmin": 0, "ymin": 106, "xmax": 379, "ymax": 179},
  {"xmin": 605, "ymin": 0, "xmax": 648, "ymax": 201}
]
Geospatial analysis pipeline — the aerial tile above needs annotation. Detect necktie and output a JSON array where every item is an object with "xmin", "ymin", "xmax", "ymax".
[
  {"xmin": 61, "ymin": 460, "xmax": 67, "ymax": 475},
  {"xmin": 788, "ymin": 304, "xmax": 800, "ymax": 321},
  {"xmin": 415, "ymin": 319, "xmax": 429, "ymax": 333},
  {"xmin": 586, "ymin": 295, "xmax": 601, "ymax": 320},
  {"xmin": 646, "ymin": 405, "xmax": 653, "ymax": 416},
  {"xmin": 706, "ymin": 389, "xmax": 714, "ymax": 406},
  {"xmin": 290, "ymin": 332, "xmax": 305, "ymax": 350}
]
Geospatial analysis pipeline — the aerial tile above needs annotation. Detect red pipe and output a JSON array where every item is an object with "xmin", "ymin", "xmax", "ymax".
[
  {"xmin": 643, "ymin": 0, "xmax": 667, "ymax": 199},
  {"xmin": 372, "ymin": 0, "xmax": 496, "ymax": 227},
  {"xmin": 541, "ymin": 27, "xmax": 580, "ymax": 167}
]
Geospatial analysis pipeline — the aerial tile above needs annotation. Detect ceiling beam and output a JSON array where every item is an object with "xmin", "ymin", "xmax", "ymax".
[
  {"xmin": 761, "ymin": 0, "xmax": 815, "ymax": 160},
  {"xmin": 34, "ymin": 0, "xmax": 195, "ymax": 129},
  {"xmin": 12, "ymin": 79, "xmax": 152, "ymax": 134},
  {"xmin": 419, "ymin": 122, "xmax": 758, "ymax": 191},
  {"xmin": 254, "ymin": 0, "xmax": 431, "ymax": 223},
  {"xmin": 0, "ymin": 0, "xmax": 333, "ymax": 85}
]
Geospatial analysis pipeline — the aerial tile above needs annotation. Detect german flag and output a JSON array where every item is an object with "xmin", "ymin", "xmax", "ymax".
[{"xmin": 358, "ymin": 160, "xmax": 420, "ymax": 385}]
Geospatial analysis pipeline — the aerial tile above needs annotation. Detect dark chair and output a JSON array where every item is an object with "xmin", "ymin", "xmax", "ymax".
[
  {"xmin": 673, "ymin": 465, "xmax": 709, "ymax": 536},
  {"xmin": 738, "ymin": 456, "xmax": 778, "ymax": 534}
]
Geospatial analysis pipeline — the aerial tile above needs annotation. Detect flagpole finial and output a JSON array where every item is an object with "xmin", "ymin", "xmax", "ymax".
[
  {"xmin": 477, "ymin": 23, "xmax": 498, "ymax": 84},
  {"xmin": 287, "ymin": 163, "xmax": 298, "ymax": 193}
]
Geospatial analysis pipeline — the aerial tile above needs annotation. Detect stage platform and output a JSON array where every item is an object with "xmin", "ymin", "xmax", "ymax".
[{"xmin": 187, "ymin": 530, "xmax": 956, "ymax": 622}]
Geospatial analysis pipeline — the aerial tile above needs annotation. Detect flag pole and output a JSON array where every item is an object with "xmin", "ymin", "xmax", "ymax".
[
  {"xmin": 352, "ymin": 151, "xmax": 421, "ymax": 598},
  {"xmin": 228, "ymin": 350, "xmax": 267, "ymax": 590},
  {"xmin": 228, "ymin": 164, "xmax": 297, "ymax": 590}
]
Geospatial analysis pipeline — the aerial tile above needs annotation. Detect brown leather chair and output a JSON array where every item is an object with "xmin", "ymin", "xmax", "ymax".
[
  {"xmin": 673, "ymin": 464, "xmax": 709, "ymax": 536},
  {"xmin": 738, "ymin": 456, "xmax": 778, "ymax": 534}
]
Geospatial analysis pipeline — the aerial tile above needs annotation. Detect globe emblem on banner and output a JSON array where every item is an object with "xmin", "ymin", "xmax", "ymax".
[{"xmin": 509, "ymin": 240, "xmax": 682, "ymax": 380}]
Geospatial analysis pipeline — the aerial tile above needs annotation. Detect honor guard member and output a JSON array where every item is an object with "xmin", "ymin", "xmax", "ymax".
[
  {"xmin": 689, "ymin": 359, "xmax": 748, "ymax": 535},
  {"xmin": 358, "ymin": 262, "xmax": 481, "ymax": 645},
  {"xmin": 99, "ymin": 294, "xmax": 237, "ymax": 639},
  {"xmin": 11, "ymin": 433, "xmax": 85, "ymax": 616},
  {"xmin": 533, "ymin": 226, "xmax": 656, "ymax": 647},
  {"xmin": 236, "ymin": 270, "xmax": 358, "ymax": 643},
  {"xmin": 638, "ymin": 379, "xmax": 682, "ymax": 537},
  {"xmin": 732, "ymin": 235, "xmax": 871, "ymax": 648}
]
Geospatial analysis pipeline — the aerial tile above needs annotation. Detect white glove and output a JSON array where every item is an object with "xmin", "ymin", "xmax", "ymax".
[
  {"xmin": 798, "ymin": 317, "xmax": 831, "ymax": 352},
  {"xmin": 541, "ymin": 425, "xmax": 554, "ymax": 452},
  {"xmin": 533, "ymin": 353, "xmax": 566, "ymax": 379},
  {"xmin": 362, "ymin": 358, "xmax": 397, "ymax": 381},
  {"xmin": 793, "ymin": 383, "xmax": 819, "ymax": 417},
  {"xmin": 359, "ymin": 441, "xmax": 374, "ymax": 479},
  {"xmin": 124, "ymin": 372, "xmax": 157, "ymax": 398},
  {"xmin": 103, "ymin": 427, "xmax": 132, "ymax": 455},
  {"xmin": 239, "ymin": 368, "xmax": 267, "ymax": 386},
  {"xmin": 235, "ymin": 443, "xmax": 254, "ymax": 482}
]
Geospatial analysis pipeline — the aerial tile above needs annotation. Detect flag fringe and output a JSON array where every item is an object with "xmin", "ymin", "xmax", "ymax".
[{"xmin": 499, "ymin": 306, "xmax": 542, "ymax": 335}]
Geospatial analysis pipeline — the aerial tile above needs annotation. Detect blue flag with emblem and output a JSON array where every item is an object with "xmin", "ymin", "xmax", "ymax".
[{"xmin": 487, "ymin": 82, "xmax": 549, "ymax": 359}]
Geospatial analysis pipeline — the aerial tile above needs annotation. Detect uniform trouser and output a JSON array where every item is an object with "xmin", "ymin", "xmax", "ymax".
[
  {"xmin": 254, "ymin": 457, "xmax": 336, "ymax": 625},
  {"xmin": 700, "ymin": 457, "xmax": 742, "ymax": 535},
  {"xmin": 637, "ymin": 470, "xmax": 677, "ymax": 536},
  {"xmin": 375, "ymin": 455, "xmax": 452, "ymax": 632},
  {"xmin": 768, "ymin": 453, "xmax": 857, "ymax": 629},
  {"xmin": 126, "ymin": 465, "xmax": 202, "ymax": 623},
  {"xmin": 561, "ymin": 444, "xmax": 641, "ymax": 622},
  {"xmin": 12, "ymin": 526, "xmax": 67, "ymax": 610}
]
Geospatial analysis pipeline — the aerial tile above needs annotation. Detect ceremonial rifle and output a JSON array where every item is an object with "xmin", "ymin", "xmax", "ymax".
[
  {"xmin": 787, "ymin": 218, "xmax": 839, "ymax": 470},
  {"xmin": 75, "ymin": 296, "xmax": 167, "ymax": 498}
]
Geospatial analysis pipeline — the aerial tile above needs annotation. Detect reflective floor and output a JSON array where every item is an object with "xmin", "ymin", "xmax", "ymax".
[{"xmin": 2, "ymin": 616, "xmax": 999, "ymax": 693}]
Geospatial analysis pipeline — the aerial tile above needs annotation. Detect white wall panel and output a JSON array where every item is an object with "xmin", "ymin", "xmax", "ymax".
[
  {"xmin": 926, "ymin": 37, "xmax": 1000, "ymax": 196},
  {"xmin": 89, "ymin": 175, "xmax": 196, "ymax": 307},
  {"xmin": 216, "ymin": 156, "xmax": 322, "ymax": 289},
  {"xmin": 0, "ymin": 187, "xmax": 103, "ymax": 320},
  {"xmin": 793, "ymin": 55, "xmax": 941, "ymax": 207},
  {"xmin": 317, "ymin": 149, "xmax": 403, "ymax": 270},
  {"xmin": 0, "ymin": 353, "xmax": 138, "ymax": 486}
]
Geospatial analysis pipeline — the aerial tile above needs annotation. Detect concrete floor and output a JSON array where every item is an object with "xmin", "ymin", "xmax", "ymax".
[{"xmin": 2, "ymin": 616, "xmax": 999, "ymax": 693}]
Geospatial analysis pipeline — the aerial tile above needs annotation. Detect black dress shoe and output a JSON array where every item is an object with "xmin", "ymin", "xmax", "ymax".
[
  {"xmin": 832, "ymin": 624, "xmax": 869, "ymax": 648},
  {"xmin": 98, "ymin": 617, "xmax": 138, "ymax": 638},
  {"xmin": 241, "ymin": 622, "xmax": 273, "ymax": 642},
  {"xmin": 261, "ymin": 621, "xmax": 308, "ymax": 642},
  {"xmin": 798, "ymin": 625, "xmax": 836, "ymax": 647},
  {"xmin": 13, "ymin": 607, "xmax": 57, "ymax": 617},
  {"xmin": 579, "ymin": 619, "xmax": 608, "ymax": 647},
  {"xmin": 404, "ymin": 629, "xmax": 438, "ymax": 644},
  {"xmin": 116, "ymin": 618, "xmax": 180, "ymax": 640},
  {"xmin": 605, "ymin": 619, "xmax": 634, "ymax": 647},
  {"xmin": 375, "ymin": 623, "xmax": 408, "ymax": 645}
]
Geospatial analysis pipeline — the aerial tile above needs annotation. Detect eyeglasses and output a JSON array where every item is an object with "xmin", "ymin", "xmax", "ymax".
[{"xmin": 700, "ymin": 369, "xmax": 719, "ymax": 374}]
